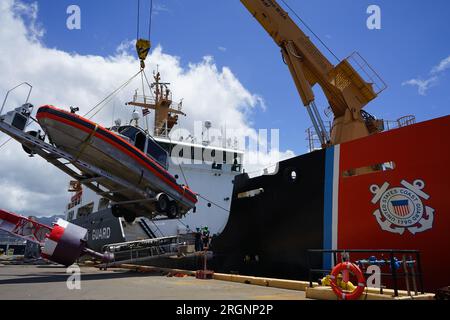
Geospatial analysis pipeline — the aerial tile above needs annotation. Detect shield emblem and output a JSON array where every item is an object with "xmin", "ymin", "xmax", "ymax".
[{"xmin": 391, "ymin": 200, "xmax": 410, "ymax": 217}]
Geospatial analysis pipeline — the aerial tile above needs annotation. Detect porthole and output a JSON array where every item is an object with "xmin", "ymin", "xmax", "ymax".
[
  {"xmin": 284, "ymin": 167, "xmax": 299, "ymax": 183},
  {"xmin": 291, "ymin": 170, "xmax": 297, "ymax": 181}
]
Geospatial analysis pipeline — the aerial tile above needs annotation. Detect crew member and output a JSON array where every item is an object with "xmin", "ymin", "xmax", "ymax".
[
  {"xmin": 194, "ymin": 228, "xmax": 203, "ymax": 252},
  {"xmin": 202, "ymin": 226, "xmax": 211, "ymax": 250}
]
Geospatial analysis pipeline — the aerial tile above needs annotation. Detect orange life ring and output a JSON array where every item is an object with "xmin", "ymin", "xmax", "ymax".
[{"xmin": 330, "ymin": 262, "xmax": 366, "ymax": 300}]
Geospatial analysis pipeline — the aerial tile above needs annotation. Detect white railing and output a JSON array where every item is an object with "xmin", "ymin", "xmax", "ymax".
[{"xmin": 306, "ymin": 116, "xmax": 417, "ymax": 152}]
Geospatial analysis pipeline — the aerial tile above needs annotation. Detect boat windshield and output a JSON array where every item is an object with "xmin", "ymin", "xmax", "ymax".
[
  {"xmin": 147, "ymin": 135, "xmax": 168, "ymax": 169},
  {"xmin": 118, "ymin": 126, "xmax": 168, "ymax": 169},
  {"xmin": 119, "ymin": 126, "xmax": 140, "ymax": 142}
]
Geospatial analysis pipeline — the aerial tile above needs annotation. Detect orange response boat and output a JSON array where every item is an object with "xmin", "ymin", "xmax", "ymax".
[{"xmin": 36, "ymin": 105, "xmax": 197, "ymax": 222}]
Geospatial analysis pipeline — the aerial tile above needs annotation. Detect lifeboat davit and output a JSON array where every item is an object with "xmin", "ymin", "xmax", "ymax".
[{"xmin": 36, "ymin": 105, "xmax": 197, "ymax": 222}]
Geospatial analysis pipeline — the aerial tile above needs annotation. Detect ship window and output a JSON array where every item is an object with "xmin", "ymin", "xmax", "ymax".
[
  {"xmin": 135, "ymin": 132, "xmax": 146, "ymax": 152},
  {"xmin": 67, "ymin": 210, "xmax": 74, "ymax": 221},
  {"xmin": 284, "ymin": 167, "xmax": 299, "ymax": 183},
  {"xmin": 191, "ymin": 147, "xmax": 203, "ymax": 162},
  {"xmin": 77, "ymin": 202, "xmax": 94, "ymax": 218},
  {"xmin": 291, "ymin": 170, "xmax": 297, "ymax": 181},
  {"xmin": 223, "ymin": 152, "xmax": 239, "ymax": 165},
  {"xmin": 98, "ymin": 198, "xmax": 110, "ymax": 210},
  {"xmin": 231, "ymin": 154, "xmax": 242, "ymax": 172}
]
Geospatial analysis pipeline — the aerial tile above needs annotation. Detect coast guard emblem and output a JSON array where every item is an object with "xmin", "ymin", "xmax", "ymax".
[{"xmin": 370, "ymin": 179, "xmax": 434, "ymax": 235}]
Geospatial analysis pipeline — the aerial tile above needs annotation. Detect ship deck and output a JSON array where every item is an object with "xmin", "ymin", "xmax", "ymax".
[{"xmin": 0, "ymin": 264, "xmax": 308, "ymax": 300}]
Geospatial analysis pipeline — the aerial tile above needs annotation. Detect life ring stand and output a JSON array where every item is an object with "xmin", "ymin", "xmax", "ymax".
[{"xmin": 330, "ymin": 262, "xmax": 366, "ymax": 300}]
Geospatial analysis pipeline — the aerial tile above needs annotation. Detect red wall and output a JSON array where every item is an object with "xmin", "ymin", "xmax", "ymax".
[{"xmin": 337, "ymin": 116, "xmax": 450, "ymax": 292}]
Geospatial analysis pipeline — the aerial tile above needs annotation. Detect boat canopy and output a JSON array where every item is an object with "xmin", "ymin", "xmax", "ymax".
[{"xmin": 117, "ymin": 125, "xmax": 169, "ymax": 169}]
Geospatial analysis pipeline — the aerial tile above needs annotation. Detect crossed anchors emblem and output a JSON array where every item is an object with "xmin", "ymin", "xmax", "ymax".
[{"xmin": 370, "ymin": 179, "xmax": 435, "ymax": 235}]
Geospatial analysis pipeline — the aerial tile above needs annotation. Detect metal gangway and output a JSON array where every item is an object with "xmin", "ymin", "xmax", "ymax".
[{"xmin": 101, "ymin": 234, "xmax": 196, "ymax": 267}]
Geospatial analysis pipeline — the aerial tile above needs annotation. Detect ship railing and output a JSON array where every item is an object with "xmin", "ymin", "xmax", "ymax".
[
  {"xmin": 131, "ymin": 93, "xmax": 183, "ymax": 109},
  {"xmin": 102, "ymin": 236, "xmax": 179, "ymax": 252},
  {"xmin": 131, "ymin": 94, "xmax": 157, "ymax": 106},
  {"xmin": 306, "ymin": 116, "xmax": 417, "ymax": 152},
  {"xmin": 306, "ymin": 122, "xmax": 332, "ymax": 152},
  {"xmin": 306, "ymin": 249, "xmax": 425, "ymax": 297},
  {"xmin": 345, "ymin": 52, "xmax": 387, "ymax": 96}
]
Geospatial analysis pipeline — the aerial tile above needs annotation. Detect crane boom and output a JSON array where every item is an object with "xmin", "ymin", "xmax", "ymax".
[{"xmin": 240, "ymin": 0, "xmax": 385, "ymax": 146}]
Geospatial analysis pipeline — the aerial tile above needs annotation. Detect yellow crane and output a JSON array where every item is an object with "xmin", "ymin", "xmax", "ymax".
[
  {"xmin": 134, "ymin": 0, "xmax": 385, "ymax": 147},
  {"xmin": 240, "ymin": 0, "xmax": 386, "ymax": 147}
]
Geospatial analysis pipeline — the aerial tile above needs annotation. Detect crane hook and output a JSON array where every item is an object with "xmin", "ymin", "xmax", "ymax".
[{"xmin": 136, "ymin": 38, "xmax": 151, "ymax": 69}]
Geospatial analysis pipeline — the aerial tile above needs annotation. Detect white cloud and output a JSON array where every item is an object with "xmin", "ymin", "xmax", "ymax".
[
  {"xmin": 218, "ymin": 46, "xmax": 227, "ymax": 52},
  {"xmin": 0, "ymin": 0, "xmax": 294, "ymax": 217},
  {"xmin": 115, "ymin": 39, "xmax": 136, "ymax": 56},
  {"xmin": 153, "ymin": 3, "xmax": 170, "ymax": 15},
  {"xmin": 10, "ymin": 0, "xmax": 44, "ymax": 41},
  {"xmin": 431, "ymin": 55, "xmax": 450, "ymax": 74},
  {"xmin": 403, "ymin": 55, "xmax": 450, "ymax": 96},
  {"xmin": 402, "ymin": 77, "xmax": 438, "ymax": 96}
]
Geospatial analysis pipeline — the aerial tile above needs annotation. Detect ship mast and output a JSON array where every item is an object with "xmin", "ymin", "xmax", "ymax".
[
  {"xmin": 127, "ymin": 0, "xmax": 187, "ymax": 136},
  {"xmin": 126, "ymin": 71, "xmax": 186, "ymax": 137}
]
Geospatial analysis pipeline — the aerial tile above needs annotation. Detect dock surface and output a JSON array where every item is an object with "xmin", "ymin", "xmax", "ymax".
[{"xmin": 0, "ymin": 264, "xmax": 308, "ymax": 300}]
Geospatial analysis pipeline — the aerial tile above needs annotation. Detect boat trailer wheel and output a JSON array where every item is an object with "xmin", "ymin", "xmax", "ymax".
[
  {"xmin": 112, "ymin": 205, "xmax": 136, "ymax": 223},
  {"xmin": 156, "ymin": 193, "xmax": 170, "ymax": 213},
  {"xmin": 111, "ymin": 205, "xmax": 122, "ymax": 218},
  {"xmin": 123, "ymin": 211, "xmax": 136, "ymax": 223},
  {"xmin": 167, "ymin": 202, "xmax": 179, "ymax": 219},
  {"xmin": 22, "ymin": 131, "xmax": 44, "ymax": 155}
]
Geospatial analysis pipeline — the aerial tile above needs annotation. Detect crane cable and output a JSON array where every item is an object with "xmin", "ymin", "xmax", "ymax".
[
  {"xmin": 136, "ymin": 0, "xmax": 153, "ymax": 41},
  {"xmin": 136, "ymin": 0, "xmax": 153, "ymax": 69},
  {"xmin": 81, "ymin": 0, "xmax": 155, "ymax": 120},
  {"xmin": 148, "ymin": 0, "xmax": 154, "ymax": 41},
  {"xmin": 280, "ymin": 0, "xmax": 340, "ymax": 62},
  {"xmin": 0, "ymin": 70, "xmax": 143, "ymax": 151},
  {"xmin": 83, "ymin": 69, "xmax": 143, "ymax": 119},
  {"xmin": 1, "ymin": 2, "xmax": 155, "ymax": 148},
  {"xmin": 0, "ymin": 136, "xmax": 11, "ymax": 149}
]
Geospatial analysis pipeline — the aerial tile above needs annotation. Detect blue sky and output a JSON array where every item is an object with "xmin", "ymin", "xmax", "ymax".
[{"xmin": 18, "ymin": 0, "xmax": 450, "ymax": 154}]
